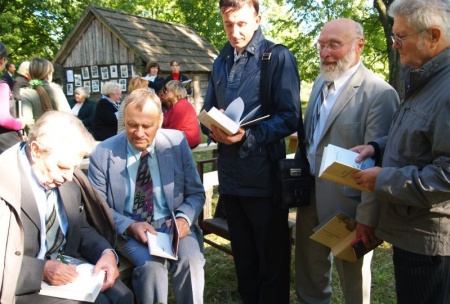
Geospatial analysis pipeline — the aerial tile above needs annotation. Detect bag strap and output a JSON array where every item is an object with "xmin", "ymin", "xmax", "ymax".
[{"xmin": 260, "ymin": 43, "xmax": 308, "ymax": 164}]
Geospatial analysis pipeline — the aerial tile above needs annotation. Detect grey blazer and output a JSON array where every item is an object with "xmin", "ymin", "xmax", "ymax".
[
  {"xmin": 88, "ymin": 129, "xmax": 205, "ymax": 238},
  {"xmin": 2, "ymin": 144, "xmax": 113, "ymax": 296},
  {"xmin": 303, "ymin": 64, "xmax": 400, "ymax": 226}
]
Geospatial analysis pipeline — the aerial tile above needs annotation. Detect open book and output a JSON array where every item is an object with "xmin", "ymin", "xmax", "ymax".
[
  {"xmin": 146, "ymin": 212, "xmax": 179, "ymax": 260},
  {"xmin": 39, "ymin": 262, "xmax": 105, "ymax": 302},
  {"xmin": 198, "ymin": 97, "xmax": 270, "ymax": 135},
  {"xmin": 310, "ymin": 211, "xmax": 382, "ymax": 262},
  {"xmin": 318, "ymin": 144, "xmax": 375, "ymax": 192}
]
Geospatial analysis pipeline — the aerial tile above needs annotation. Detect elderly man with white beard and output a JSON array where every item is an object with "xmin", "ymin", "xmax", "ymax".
[{"xmin": 294, "ymin": 18, "xmax": 400, "ymax": 304}]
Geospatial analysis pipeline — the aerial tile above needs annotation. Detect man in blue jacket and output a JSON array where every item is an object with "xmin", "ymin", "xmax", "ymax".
[{"xmin": 202, "ymin": 0, "xmax": 300, "ymax": 302}]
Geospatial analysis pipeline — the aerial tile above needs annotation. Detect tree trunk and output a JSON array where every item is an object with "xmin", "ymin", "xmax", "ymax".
[{"xmin": 373, "ymin": 0, "xmax": 405, "ymax": 100}]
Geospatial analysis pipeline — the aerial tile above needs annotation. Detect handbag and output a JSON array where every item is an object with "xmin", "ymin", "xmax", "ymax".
[{"xmin": 261, "ymin": 43, "xmax": 312, "ymax": 209}]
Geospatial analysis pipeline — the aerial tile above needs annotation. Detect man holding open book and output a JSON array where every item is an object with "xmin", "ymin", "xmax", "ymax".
[
  {"xmin": 294, "ymin": 18, "xmax": 399, "ymax": 304},
  {"xmin": 202, "ymin": 0, "xmax": 300, "ymax": 302}
]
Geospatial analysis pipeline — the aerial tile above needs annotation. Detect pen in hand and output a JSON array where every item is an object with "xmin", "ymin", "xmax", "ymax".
[{"xmin": 58, "ymin": 253, "xmax": 69, "ymax": 265}]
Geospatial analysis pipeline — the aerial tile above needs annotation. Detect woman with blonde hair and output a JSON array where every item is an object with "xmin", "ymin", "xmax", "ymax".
[
  {"xmin": 20, "ymin": 58, "xmax": 70, "ymax": 130},
  {"xmin": 161, "ymin": 80, "xmax": 201, "ymax": 148},
  {"xmin": 116, "ymin": 77, "xmax": 148, "ymax": 133}
]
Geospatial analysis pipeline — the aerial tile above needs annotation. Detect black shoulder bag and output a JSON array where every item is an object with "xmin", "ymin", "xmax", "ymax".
[{"xmin": 261, "ymin": 44, "xmax": 311, "ymax": 209}]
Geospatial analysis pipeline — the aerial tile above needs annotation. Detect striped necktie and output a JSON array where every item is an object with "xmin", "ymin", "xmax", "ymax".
[
  {"xmin": 132, "ymin": 150, "xmax": 154, "ymax": 223},
  {"xmin": 308, "ymin": 81, "xmax": 333, "ymax": 143},
  {"xmin": 45, "ymin": 189, "xmax": 65, "ymax": 256}
]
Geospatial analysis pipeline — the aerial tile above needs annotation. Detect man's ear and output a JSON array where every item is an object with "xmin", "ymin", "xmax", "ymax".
[{"xmin": 29, "ymin": 141, "xmax": 42, "ymax": 160}]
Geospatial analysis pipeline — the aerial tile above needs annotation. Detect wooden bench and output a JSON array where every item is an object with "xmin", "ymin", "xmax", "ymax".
[{"xmin": 197, "ymin": 158, "xmax": 297, "ymax": 256}]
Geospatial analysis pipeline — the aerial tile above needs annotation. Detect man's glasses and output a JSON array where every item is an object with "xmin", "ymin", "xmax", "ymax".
[
  {"xmin": 315, "ymin": 37, "xmax": 359, "ymax": 51},
  {"xmin": 391, "ymin": 30, "xmax": 426, "ymax": 48}
]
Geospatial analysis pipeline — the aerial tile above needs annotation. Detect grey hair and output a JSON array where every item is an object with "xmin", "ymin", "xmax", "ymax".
[
  {"xmin": 354, "ymin": 21, "xmax": 364, "ymax": 39},
  {"xmin": 101, "ymin": 82, "xmax": 121, "ymax": 96},
  {"xmin": 27, "ymin": 111, "xmax": 95, "ymax": 157},
  {"xmin": 123, "ymin": 88, "xmax": 162, "ymax": 115},
  {"xmin": 17, "ymin": 61, "xmax": 30, "ymax": 77},
  {"xmin": 75, "ymin": 86, "xmax": 90, "ymax": 99},
  {"xmin": 389, "ymin": 0, "xmax": 450, "ymax": 41},
  {"xmin": 165, "ymin": 80, "xmax": 187, "ymax": 99}
]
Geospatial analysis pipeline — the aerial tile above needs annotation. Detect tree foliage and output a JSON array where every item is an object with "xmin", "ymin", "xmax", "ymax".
[{"xmin": 1, "ymin": 0, "xmax": 402, "ymax": 95}]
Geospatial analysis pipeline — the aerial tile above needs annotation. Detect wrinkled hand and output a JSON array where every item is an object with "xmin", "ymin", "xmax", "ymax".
[
  {"xmin": 94, "ymin": 250, "xmax": 119, "ymax": 291},
  {"xmin": 210, "ymin": 124, "xmax": 245, "ymax": 145},
  {"xmin": 356, "ymin": 222, "xmax": 382, "ymax": 250},
  {"xmin": 352, "ymin": 167, "xmax": 381, "ymax": 192},
  {"xmin": 175, "ymin": 217, "xmax": 191, "ymax": 239},
  {"xmin": 126, "ymin": 221, "xmax": 157, "ymax": 244},
  {"xmin": 350, "ymin": 144, "xmax": 375, "ymax": 163},
  {"xmin": 43, "ymin": 260, "xmax": 78, "ymax": 285}
]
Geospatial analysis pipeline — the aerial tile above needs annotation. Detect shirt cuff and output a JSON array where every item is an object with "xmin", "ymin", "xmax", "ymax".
[
  {"xmin": 101, "ymin": 249, "xmax": 119, "ymax": 265},
  {"xmin": 175, "ymin": 211, "xmax": 191, "ymax": 226}
]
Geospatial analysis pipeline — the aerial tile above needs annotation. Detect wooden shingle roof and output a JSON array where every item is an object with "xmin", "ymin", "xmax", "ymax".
[{"xmin": 53, "ymin": 5, "xmax": 219, "ymax": 72}]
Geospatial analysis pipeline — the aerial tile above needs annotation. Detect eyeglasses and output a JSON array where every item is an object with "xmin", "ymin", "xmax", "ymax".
[
  {"xmin": 315, "ymin": 37, "xmax": 359, "ymax": 51},
  {"xmin": 162, "ymin": 86, "xmax": 169, "ymax": 94},
  {"xmin": 391, "ymin": 30, "xmax": 426, "ymax": 48}
]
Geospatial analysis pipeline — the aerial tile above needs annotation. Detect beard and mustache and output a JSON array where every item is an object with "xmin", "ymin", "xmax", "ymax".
[{"xmin": 319, "ymin": 47, "xmax": 357, "ymax": 82}]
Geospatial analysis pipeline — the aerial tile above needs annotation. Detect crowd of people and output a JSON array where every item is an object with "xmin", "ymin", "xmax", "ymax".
[{"xmin": 1, "ymin": 0, "xmax": 450, "ymax": 303}]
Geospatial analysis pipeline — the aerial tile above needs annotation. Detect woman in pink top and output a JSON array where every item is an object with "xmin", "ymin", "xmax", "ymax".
[
  {"xmin": 161, "ymin": 80, "xmax": 201, "ymax": 148},
  {"xmin": 0, "ymin": 42, "xmax": 24, "ymax": 153}
]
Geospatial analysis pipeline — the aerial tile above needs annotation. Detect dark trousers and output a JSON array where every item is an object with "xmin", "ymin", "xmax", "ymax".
[
  {"xmin": 222, "ymin": 195, "xmax": 290, "ymax": 304},
  {"xmin": 393, "ymin": 246, "xmax": 450, "ymax": 304}
]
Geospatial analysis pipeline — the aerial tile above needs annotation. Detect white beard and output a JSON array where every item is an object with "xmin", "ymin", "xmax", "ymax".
[{"xmin": 319, "ymin": 49, "xmax": 357, "ymax": 82}]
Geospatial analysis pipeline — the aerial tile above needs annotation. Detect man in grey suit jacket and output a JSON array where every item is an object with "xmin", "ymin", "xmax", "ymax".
[
  {"xmin": 0, "ymin": 111, "xmax": 132, "ymax": 303},
  {"xmin": 294, "ymin": 19, "xmax": 400, "ymax": 304},
  {"xmin": 89, "ymin": 89, "xmax": 206, "ymax": 304}
]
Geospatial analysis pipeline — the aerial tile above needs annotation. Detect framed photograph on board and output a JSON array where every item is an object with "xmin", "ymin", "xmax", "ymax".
[
  {"xmin": 66, "ymin": 83, "xmax": 74, "ymax": 96},
  {"xmin": 110, "ymin": 65, "xmax": 118, "ymax": 78},
  {"xmin": 119, "ymin": 79, "xmax": 127, "ymax": 92},
  {"xmin": 101, "ymin": 67, "xmax": 109, "ymax": 80},
  {"xmin": 92, "ymin": 80, "xmax": 100, "ymax": 93},
  {"xmin": 66, "ymin": 70, "xmax": 74, "ymax": 83},
  {"xmin": 120, "ymin": 65, "xmax": 128, "ymax": 78},
  {"xmin": 91, "ymin": 66, "xmax": 99, "ymax": 78},
  {"xmin": 83, "ymin": 81, "xmax": 91, "ymax": 92},
  {"xmin": 74, "ymin": 74, "xmax": 82, "ymax": 87},
  {"xmin": 81, "ymin": 67, "xmax": 90, "ymax": 80},
  {"xmin": 131, "ymin": 65, "xmax": 138, "ymax": 77}
]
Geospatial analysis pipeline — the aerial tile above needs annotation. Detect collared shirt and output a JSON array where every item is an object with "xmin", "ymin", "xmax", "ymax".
[
  {"xmin": 19, "ymin": 144, "xmax": 68, "ymax": 259},
  {"xmin": 308, "ymin": 61, "xmax": 361, "ymax": 174},
  {"xmin": 124, "ymin": 141, "xmax": 169, "ymax": 221},
  {"xmin": 102, "ymin": 94, "xmax": 120, "ymax": 117}
]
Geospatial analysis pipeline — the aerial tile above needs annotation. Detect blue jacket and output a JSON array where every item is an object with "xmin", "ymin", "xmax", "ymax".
[{"xmin": 202, "ymin": 27, "xmax": 300, "ymax": 196}]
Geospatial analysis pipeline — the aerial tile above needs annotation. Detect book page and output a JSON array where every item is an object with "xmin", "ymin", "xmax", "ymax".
[
  {"xmin": 224, "ymin": 97, "xmax": 244, "ymax": 123},
  {"xmin": 198, "ymin": 107, "xmax": 240, "ymax": 135},
  {"xmin": 39, "ymin": 263, "xmax": 105, "ymax": 302}
]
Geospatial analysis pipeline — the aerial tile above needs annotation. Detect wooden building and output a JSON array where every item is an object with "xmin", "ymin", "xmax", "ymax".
[{"xmin": 52, "ymin": 5, "xmax": 219, "ymax": 111}]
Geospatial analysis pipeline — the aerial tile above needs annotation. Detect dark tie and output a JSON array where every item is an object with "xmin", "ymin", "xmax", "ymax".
[
  {"xmin": 308, "ymin": 81, "xmax": 333, "ymax": 143},
  {"xmin": 45, "ymin": 189, "xmax": 65, "ymax": 255},
  {"xmin": 132, "ymin": 150, "xmax": 154, "ymax": 223}
]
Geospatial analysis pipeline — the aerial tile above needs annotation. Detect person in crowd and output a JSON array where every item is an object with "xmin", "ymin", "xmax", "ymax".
[
  {"xmin": 294, "ymin": 18, "xmax": 399, "ymax": 304},
  {"xmin": 161, "ymin": 80, "xmax": 201, "ymax": 148},
  {"xmin": 2, "ymin": 61, "xmax": 15, "ymax": 91},
  {"xmin": 351, "ymin": 0, "xmax": 450, "ymax": 303},
  {"xmin": 0, "ymin": 111, "xmax": 133, "ymax": 304},
  {"xmin": 201, "ymin": 0, "xmax": 300, "ymax": 302},
  {"xmin": 13, "ymin": 61, "xmax": 31, "ymax": 103},
  {"xmin": 93, "ymin": 82, "xmax": 122, "ymax": 141},
  {"xmin": 165, "ymin": 59, "xmax": 192, "ymax": 95},
  {"xmin": 69, "ymin": 86, "xmax": 96, "ymax": 134},
  {"xmin": 143, "ymin": 61, "xmax": 165, "ymax": 94},
  {"xmin": 20, "ymin": 58, "xmax": 71, "ymax": 131},
  {"xmin": 89, "ymin": 89, "xmax": 205, "ymax": 304},
  {"xmin": 117, "ymin": 77, "xmax": 148, "ymax": 134},
  {"xmin": 0, "ymin": 42, "xmax": 24, "ymax": 154}
]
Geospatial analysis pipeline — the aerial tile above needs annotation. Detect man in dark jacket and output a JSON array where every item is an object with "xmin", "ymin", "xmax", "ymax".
[{"xmin": 201, "ymin": 0, "xmax": 300, "ymax": 302}]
